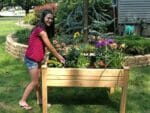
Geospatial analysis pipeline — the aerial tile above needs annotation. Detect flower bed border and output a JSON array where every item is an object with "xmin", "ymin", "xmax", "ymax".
[
  {"xmin": 5, "ymin": 33, "xmax": 150, "ymax": 67},
  {"xmin": 5, "ymin": 34, "xmax": 27, "ymax": 60}
]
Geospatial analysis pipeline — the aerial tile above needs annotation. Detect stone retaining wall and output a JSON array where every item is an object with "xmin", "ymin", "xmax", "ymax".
[
  {"xmin": 5, "ymin": 34, "xmax": 150, "ymax": 67},
  {"xmin": 5, "ymin": 34, "xmax": 27, "ymax": 60},
  {"xmin": 125, "ymin": 55, "xmax": 150, "ymax": 67}
]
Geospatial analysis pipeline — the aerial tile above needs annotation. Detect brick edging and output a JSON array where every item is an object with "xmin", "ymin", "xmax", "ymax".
[
  {"xmin": 124, "ymin": 55, "xmax": 150, "ymax": 67},
  {"xmin": 5, "ymin": 34, "xmax": 28, "ymax": 60},
  {"xmin": 5, "ymin": 34, "xmax": 150, "ymax": 67}
]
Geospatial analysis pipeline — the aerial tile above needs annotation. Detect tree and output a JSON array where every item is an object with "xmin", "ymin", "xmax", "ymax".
[
  {"xmin": 14, "ymin": 0, "xmax": 42, "ymax": 15},
  {"xmin": 0, "ymin": 0, "xmax": 14, "ymax": 11},
  {"xmin": 0, "ymin": 0, "xmax": 4, "ymax": 10}
]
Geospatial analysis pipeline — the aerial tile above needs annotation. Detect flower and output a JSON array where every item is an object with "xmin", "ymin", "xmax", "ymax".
[
  {"xmin": 53, "ymin": 40, "xmax": 58, "ymax": 45},
  {"xmin": 109, "ymin": 43, "xmax": 117, "ymax": 49},
  {"xmin": 73, "ymin": 32, "xmax": 83, "ymax": 45},
  {"xmin": 95, "ymin": 38, "xmax": 125, "ymax": 68},
  {"xmin": 73, "ymin": 32, "xmax": 80, "ymax": 39},
  {"xmin": 120, "ymin": 43, "xmax": 126, "ymax": 49}
]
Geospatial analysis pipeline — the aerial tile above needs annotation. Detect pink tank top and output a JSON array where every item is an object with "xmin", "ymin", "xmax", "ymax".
[{"xmin": 25, "ymin": 26, "xmax": 45, "ymax": 62}]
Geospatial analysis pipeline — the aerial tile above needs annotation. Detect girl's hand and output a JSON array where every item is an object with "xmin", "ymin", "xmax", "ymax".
[
  {"xmin": 60, "ymin": 59, "xmax": 65, "ymax": 64},
  {"xmin": 58, "ymin": 55, "xmax": 65, "ymax": 64}
]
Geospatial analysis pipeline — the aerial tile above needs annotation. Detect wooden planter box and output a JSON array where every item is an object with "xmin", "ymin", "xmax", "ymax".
[{"xmin": 41, "ymin": 65, "xmax": 129, "ymax": 113}]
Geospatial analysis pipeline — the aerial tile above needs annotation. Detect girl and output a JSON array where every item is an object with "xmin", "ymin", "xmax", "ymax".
[{"xmin": 19, "ymin": 9, "xmax": 65, "ymax": 110}]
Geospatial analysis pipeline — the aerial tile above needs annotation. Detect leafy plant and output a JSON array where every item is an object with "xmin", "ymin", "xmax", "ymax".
[
  {"xmin": 61, "ymin": 44, "xmax": 90, "ymax": 68},
  {"xmin": 47, "ymin": 57, "xmax": 63, "ymax": 67},
  {"xmin": 95, "ymin": 38, "xmax": 126, "ymax": 68},
  {"xmin": 65, "ymin": 47, "xmax": 80, "ymax": 67},
  {"xmin": 55, "ymin": 34, "xmax": 73, "ymax": 45},
  {"xmin": 13, "ymin": 28, "xmax": 31, "ymax": 44},
  {"xmin": 78, "ymin": 43, "xmax": 95, "ymax": 53},
  {"xmin": 76, "ymin": 54, "xmax": 90, "ymax": 68},
  {"xmin": 56, "ymin": 0, "xmax": 113, "ymax": 35},
  {"xmin": 24, "ymin": 11, "xmax": 38, "ymax": 25},
  {"xmin": 115, "ymin": 35, "xmax": 150, "ymax": 55}
]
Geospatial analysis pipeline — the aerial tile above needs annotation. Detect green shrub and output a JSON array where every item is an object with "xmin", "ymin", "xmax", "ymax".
[
  {"xmin": 55, "ymin": 34, "xmax": 73, "ymax": 45},
  {"xmin": 24, "ymin": 11, "xmax": 38, "ymax": 25},
  {"xmin": 13, "ymin": 29, "xmax": 31, "ymax": 44},
  {"xmin": 56, "ymin": 0, "xmax": 113, "ymax": 35},
  {"xmin": 115, "ymin": 35, "xmax": 150, "ymax": 55}
]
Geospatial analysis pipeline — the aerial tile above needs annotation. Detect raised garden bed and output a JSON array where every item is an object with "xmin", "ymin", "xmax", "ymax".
[{"xmin": 41, "ymin": 63, "xmax": 129, "ymax": 113}]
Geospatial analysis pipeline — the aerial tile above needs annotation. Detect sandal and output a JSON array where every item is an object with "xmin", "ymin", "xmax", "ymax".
[{"xmin": 19, "ymin": 102, "xmax": 32, "ymax": 110}]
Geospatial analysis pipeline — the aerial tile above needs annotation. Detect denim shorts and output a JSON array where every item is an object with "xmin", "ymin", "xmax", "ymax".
[{"xmin": 24, "ymin": 56, "xmax": 38, "ymax": 70}]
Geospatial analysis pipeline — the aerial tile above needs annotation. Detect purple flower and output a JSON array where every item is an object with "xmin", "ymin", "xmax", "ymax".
[
  {"xmin": 96, "ymin": 42, "xmax": 101, "ymax": 47},
  {"xmin": 96, "ymin": 38, "xmax": 114, "ymax": 48},
  {"xmin": 101, "ymin": 40, "xmax": 107, "ymax": 46},
  {"xmin": 107, "ymin": 39, "xmax": 114, "ymax": 44}
]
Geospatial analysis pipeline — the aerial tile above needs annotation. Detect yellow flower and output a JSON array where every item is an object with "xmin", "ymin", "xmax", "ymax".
[
  {"xmin": 110, "ymin": 43, "xmax": 117, "ymax": 49},
  {"xmin": 73, "ymin": 32, "xmax": 80, "ymax": 39},
  {"xmin": 120, "ymin": 43, "xmax": 126, "ymax": 49}
]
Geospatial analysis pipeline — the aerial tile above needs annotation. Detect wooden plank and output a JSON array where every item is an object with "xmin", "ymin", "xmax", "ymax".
[
  {"xmin": 46, "ymin": 80, "xmax": 125, "ymax": 87},
  {"xmin": 47, "ymin": 68, "xmax": 124, "ymax": 77},
  {"xmin": 46, "ymin": 75, "xmax": 125, "ymax": 81}
]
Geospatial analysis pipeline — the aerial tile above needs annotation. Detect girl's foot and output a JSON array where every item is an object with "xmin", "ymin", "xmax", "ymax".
[{"xmin": 19, "ymin": 101, "xmax": 32, "ymax": 110}]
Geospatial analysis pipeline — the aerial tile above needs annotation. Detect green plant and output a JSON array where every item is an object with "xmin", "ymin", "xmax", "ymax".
[
  {"xmin": 55, "ymin": 34, "xmax": 73, "ymax": 45},
  {"xmin": 24, "ymin": 11, "xmax": 38, "ymax": 25},
  {"xmin": 13, "ymin": 28, "xmax": 31, "ymax": 44},
  {"xmin": 78, "ymin": 43, "xmax": 95, "ymax": 53},
  {"xmin": 63, "ymin": 45, "xmax": 90, "ymax": 68},
  {"xmin": 56, "ymin": 0, "xmax": 113, "ymax": 35},
  {"xmin": 65, "ymin": 47, "xmax": 80, "ymax": 67},
  {"xmin": 76, "ymin": 54, "xmax": 90, "ymax": 68},
  {"xmin": 95, "ymin": 38, "xmax": 125, "ymax": 68},
  {"xmin": 115, "ymin": 35, "xmax": 150, "ymax": 55},
  {"xmin": 47, "ymin": 57, "xmax": 63, "ymax": 67}
]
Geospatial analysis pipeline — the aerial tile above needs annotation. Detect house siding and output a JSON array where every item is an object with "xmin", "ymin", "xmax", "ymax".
[{"xmin": 118, "ymin": 0, "xmax": 150, "ymax": 24}]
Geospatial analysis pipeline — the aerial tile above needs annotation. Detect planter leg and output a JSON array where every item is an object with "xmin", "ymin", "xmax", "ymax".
[
  {"xmin": 42, "ymin": 67, "xmax": 48, "ymax": 113},
  {"xmin": 120, "ymin": 87, "xmax": 127, "ymax": 113},
  {"xmin": 110, "ymin": 87, "xmax": 115, "ymax": 94}
]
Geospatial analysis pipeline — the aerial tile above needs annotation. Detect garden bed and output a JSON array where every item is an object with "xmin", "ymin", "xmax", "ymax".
[{"xmin": 5, "ymin": 33, "xmax": 150, "ymax": 67}]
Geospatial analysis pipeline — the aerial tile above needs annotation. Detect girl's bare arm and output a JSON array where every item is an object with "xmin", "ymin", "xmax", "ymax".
[{"xmin": 39, "ymin": 31, "xmax": 65, "ymax": 63}]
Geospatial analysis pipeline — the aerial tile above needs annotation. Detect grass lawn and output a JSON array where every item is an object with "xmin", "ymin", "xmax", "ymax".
[{"xmin": 0, "ymin": 18, "xmax": 150, "ymax": 113}]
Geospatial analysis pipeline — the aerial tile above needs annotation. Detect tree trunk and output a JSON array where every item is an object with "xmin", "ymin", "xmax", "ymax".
[
  {"xmin": 25, "ymin": 9, "xmax": 29, "ymax": 15},
  {"xmin": 83, "ymin": 0, "xmax": 89, "ymax": 42},
  {"xmin": 0, "ymin": 4, "xmax": 3, "ymax": 11}
]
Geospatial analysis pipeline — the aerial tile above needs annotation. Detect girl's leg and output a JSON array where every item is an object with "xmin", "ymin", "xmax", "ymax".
[
  {"xmin": 36, "ymin": 83, "xmax": 42, "ymax": 105},
  {"xmin": 35, "ymin": 67, "xmax": 42, "ymax": 105},
  {"xmin": 19, "ymin": 67, "xmax": 40, "ymax": 107}
]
